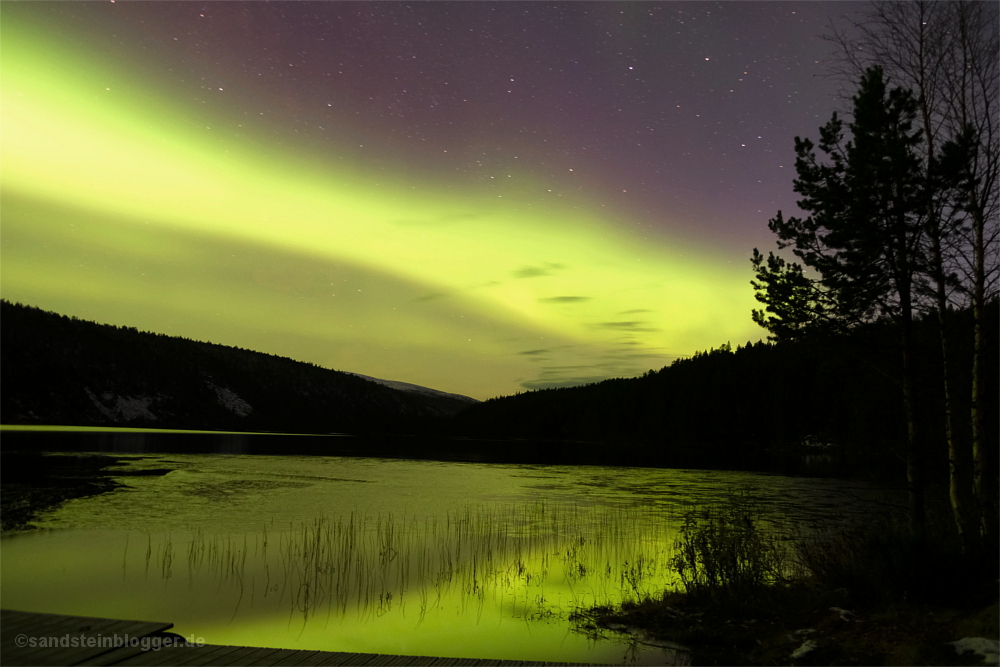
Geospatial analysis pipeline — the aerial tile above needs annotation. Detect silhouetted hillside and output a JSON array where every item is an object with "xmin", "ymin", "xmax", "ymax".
[
  {"xmin": 453, "ymin": 302, "xmax": 998, "ymax": 480},
  {"xmin": 3, "ymin": 299, "xmax": 995, "ymax": 479},
  {"xmin": 0, "ymin": 300, "xmax": 474, "ymax": 433}
]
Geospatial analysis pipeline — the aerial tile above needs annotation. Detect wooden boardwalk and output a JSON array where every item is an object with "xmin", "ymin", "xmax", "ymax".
[{"xmin": 1, "ymin": 611, "xmax": 610, "ymax": 666}]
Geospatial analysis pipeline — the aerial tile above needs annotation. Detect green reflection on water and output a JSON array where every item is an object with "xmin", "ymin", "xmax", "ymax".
[
  {"xmin": 2, "ymin": 502, "xmax": 688, "ymax": 663},
  {"xmin": 2, "ymin": 452, "xmax": 897, "ymax": 664},
  {"xmin": 133, "ymin": 503, "xmax": 682, "ymax": 655}
]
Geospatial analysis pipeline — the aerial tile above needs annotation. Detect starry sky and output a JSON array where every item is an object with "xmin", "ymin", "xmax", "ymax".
[{"xmin": 1, "ymin": 1, "xmax": 861, "ymax": 400}]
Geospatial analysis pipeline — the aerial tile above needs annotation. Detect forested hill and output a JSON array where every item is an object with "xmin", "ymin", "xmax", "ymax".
[
  {"xmin": 0, "ymin": 300, "xmax": 475, "ymax": 433},
  {"xmin": 3, "ymin": 299, "xmax": 995, "ymax": 477},
  {"xmin": 453, "ymin": 301, "xmax": 998, "ymax": 480}
]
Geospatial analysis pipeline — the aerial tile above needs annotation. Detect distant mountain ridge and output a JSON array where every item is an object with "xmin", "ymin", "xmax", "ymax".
[
  {"xmin": 346, "ymin": 373, "xmax": 477, "ymax": 405},
  {"xmin": 0, "ymin": 300, "xmax": 475, "ymax": 433}
]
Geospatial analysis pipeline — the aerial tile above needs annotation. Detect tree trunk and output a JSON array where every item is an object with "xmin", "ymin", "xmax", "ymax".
[
  {"xmin": 899, "ymin": 272, "xmax": 926, "ymax": 541},
  {"xmin": 938, "ymin": 303, "xmax": 975, "ymax": 552},
  {"xmin": 970, "ymin": 205, "xmax": 996, "ymax": 548},
  {"xmin": 922, "ymin": 93, "xmax": 977, "ymax": 553}
]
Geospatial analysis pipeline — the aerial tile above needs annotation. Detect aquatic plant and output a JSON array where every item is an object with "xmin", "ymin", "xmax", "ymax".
[
  {"xmin": 129, "ymin": 501, "xmax": 684, "ymax": 624},
  {"xmin": 670, "ymin": 489, "xmax": 790, "ymax": 602}
]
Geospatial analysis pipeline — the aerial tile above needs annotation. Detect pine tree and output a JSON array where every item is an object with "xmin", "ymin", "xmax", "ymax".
[
  {"xmin": 824, "ymin": 0, "xmax": 999, "ymax": 554},
  {"xmin": 752, "ymin": 67, "xmax": 931, "ymax": 536}
]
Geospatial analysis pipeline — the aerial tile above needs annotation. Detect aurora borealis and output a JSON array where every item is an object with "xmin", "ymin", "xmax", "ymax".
[{"xmin": 1, "ymin": 2, "xmax": 855, "ymax": 400}]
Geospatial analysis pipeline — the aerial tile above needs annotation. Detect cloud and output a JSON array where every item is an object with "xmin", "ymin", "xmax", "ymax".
[
  {"xmin": 511, "ymin": 262, "xmax": 565, "ymax": 279},
  {"xmin": 602, "ymin": 351, "xmax": 671, "ymax": 360},
  {"xmin": 590, "ymin": 321, "xmax": 660, "ymax": 333},
  {"xmin": 524, "ymin": 363, "xmax": 610, "ymax": 383},
  {"xmin": 2, "ymin": 191, "xmax": 591, "ymax": 401},
  {"xmin": 523, "ymin": 363, "xmax": 624, "ymax": 388},
  {"xmin": 516, "ymin": 347, "xmax": 678, "ymax": 391},
  {"xmin": 413, "ymin": 292, "xmax": 448, "ymax": 302},
  {"xmin": 538, "ymin": 296, "xmax": 590, "ymax": 304}
]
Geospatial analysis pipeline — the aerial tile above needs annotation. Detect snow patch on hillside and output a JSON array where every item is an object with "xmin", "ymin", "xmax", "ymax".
[
  {"xmin": 206, "ymin": 381, "xmax": 254, "ymax": 416},
  {"xmin": 949, "ymin": 638, "xmax": 999, "ymax": 664},
  {"xmin": 85, "ymin": 388, "xmax": 158, "ymax": 422}
]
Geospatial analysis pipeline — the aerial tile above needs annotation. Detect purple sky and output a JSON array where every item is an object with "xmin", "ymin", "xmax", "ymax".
[
  {"xmin": 3, "ymin": 2, "xmax": 874, "ymax": 397},
  {"xmin": 79, "ymin": 1, "xmax": 861, "ymax": 253}
]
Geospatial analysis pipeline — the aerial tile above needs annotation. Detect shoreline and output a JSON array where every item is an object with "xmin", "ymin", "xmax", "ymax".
[
  {"xmin": 573, "ymin": 585, "xmax": 999, "ymax": 666},
  {"xmin": 0, "ymin": 451, "xmax": 170, "ymax": 533}
]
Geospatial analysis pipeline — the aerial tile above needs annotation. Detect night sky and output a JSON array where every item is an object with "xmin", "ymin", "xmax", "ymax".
[{"xmin": 1, "ymin": 1, "xmax": 861, "ymax": 400}]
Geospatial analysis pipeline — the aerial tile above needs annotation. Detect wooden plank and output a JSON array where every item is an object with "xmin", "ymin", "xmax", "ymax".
[
  {"xmin": 1, "ymin": 611, "xmax": 86, "ymax": 646},
  {"xmin": 175, "ymin": 644, "xmax": 260, "ymax": 667},
  {"xmin": 0, "ymin": 610, "xmax": 172, "ymax": 639},
  {"xmin": 120, "ymin": 643, "xmax": 249, "ymax": 666},
  {"xmin": 366, "ymin": 655, "xmax": 441, "ymax": 666},
  {"xmin": 270, "ymin": 650, "xmax": 325, "ymax": 667},
  {"xmin": 346, "ymin": 653, "xmax": 404, "ymax": 667},
  {"xmin": 76, "ymin": 642, "xmax": 150, "ymax": 666},
  {"xmin": 204, "ymin": 648, "xmax": 299, "ymax": 667},
  {"xmin": 0, "ymin": 610, "xmax": 172, "ymax": 667},
  {"xmin": 0, "ymin": 610, "xmax": 54, "ymax": 634},
  {"xmin": 98, "ymin": 645, "xmax": 182, "ymax": 666},
  {"xmin": 81, "ymin": 634, "xmax": 223, "ymax": 666},
  {"xmin": 303, "ymin": 652, "xmax": 381, "ymax": 666},
  {"xmin": 271, "ymin": 649, "xmax": 364, "ymax": 666},
  {"xmin": 262, "ymin": 649, "xmax": 353, "ymax": 666},
  {"xmin": 210, "ymin": 646, "xmax": 289, "ymax": 666}
]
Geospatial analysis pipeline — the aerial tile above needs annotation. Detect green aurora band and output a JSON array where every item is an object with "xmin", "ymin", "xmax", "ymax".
[{"xmin": 1, "ymin": 10, "xmax": 761, "ymax": 399}]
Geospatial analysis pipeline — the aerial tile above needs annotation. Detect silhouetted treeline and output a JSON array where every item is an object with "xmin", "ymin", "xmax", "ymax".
[
  {"xmin": 0, "ymin": 300, "xmax": 470, "ymax": 434},
  {"xmin": 453, "ymin": 301, "xmax": 998, "ymax": 481},
  {"xmin": 3, "ymin": 299, "xmax": 995, "ymax": 479}
]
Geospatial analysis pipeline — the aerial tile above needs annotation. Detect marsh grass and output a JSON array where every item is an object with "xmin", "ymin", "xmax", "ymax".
[
  {"xmin": 670, "ymin": 489, "xmax": 794, "ymax": 603},
  {"xmin": 132, "ymin": 501, "xmax": 684, "ymax": 623}
]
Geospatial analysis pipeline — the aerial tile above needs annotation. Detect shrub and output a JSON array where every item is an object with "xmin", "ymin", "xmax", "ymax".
[
  {"xmin": 671, "ymin": 489, "xmax": 789, "ymax": 602},
  {"xmin": 795, "ymin": 512, "xmax": 993, "ymax": 605}
]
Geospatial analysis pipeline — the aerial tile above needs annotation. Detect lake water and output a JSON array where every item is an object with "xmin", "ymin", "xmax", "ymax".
[{"xmin": 1, "ymin": 449, "xmax": 897, "ymax": 664}]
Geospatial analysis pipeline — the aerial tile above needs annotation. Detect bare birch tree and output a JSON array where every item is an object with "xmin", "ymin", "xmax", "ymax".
[{"xmin": 825, "ymin": 1, "xmax": 998, "ymax": 551}]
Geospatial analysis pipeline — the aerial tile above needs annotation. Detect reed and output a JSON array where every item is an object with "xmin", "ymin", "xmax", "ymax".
[{"xmin": 129, "ymin": 501, "xmax": 683, "ymax": 624}]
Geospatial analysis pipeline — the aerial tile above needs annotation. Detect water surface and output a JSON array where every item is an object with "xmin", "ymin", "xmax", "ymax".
[{"xmin": 1, "ymin": 452, "xmax": 896, "ymax": 664}]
